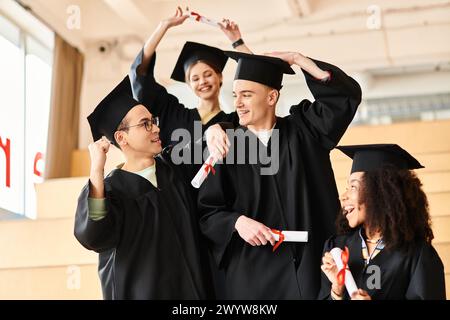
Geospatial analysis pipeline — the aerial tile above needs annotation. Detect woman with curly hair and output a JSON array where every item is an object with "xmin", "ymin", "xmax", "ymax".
[{"xmin": 319, "ymin": 144, "xmax": 446, "ymax": 300}]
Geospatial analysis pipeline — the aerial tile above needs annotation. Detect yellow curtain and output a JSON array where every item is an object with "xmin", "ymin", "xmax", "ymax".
[{"xmin": 44, "ymin": 34, "xmax": 84, "ymax": 179}]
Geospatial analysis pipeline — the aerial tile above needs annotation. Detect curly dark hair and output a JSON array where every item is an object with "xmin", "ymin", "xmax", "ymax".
[{"xmin": 336, "ymin": 167, "xmax": 434, "ymax": 252}]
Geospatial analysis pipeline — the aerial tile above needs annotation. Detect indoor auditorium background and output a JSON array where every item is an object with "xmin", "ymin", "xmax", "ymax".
[{"xmin": 0, "ymin": 0, "xmax": 449, "ymax": 299}]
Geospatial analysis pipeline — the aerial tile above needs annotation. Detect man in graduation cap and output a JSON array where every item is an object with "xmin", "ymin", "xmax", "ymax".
[
  {"xmin": 320, "ymin": 144, "xmax": 446, "ymax": 300},
  {"xmin": 197, "ymin": 51, "xmax": 362, "ymax": 299},
  {"xmin": 74, "ymin": 76, "xmax": 215, "ymax": 299}
]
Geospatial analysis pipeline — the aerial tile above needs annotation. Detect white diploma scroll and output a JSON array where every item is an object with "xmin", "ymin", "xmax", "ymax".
[
  {"xmin": 191, "ymin": 155, "xmax": 218, "ymax": 188},
  {"xmin": 270, "ymin": 230, "xmax": 308, "ymax": 242},
  {"xmin": 187, "ymin": 9, "xmax": 220, "ymax": 28},
  {"xmin": 330, "ymin": 247, "xmax": 358, "ymax": 297}
]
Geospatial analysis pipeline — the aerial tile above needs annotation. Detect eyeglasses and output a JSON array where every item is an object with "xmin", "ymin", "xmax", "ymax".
[{"xmin": 120, "ymin": 117, "xmax": 159, "ymax": 132}]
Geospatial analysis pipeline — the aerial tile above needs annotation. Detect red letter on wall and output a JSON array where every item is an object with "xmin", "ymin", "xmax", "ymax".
[
  {"xmin": 34, "ymin": 152, "xmax": 44, "ymax": 177},
  {"xmin": 0, "ymin": 136, "xmax": 11, "ymax": 188}
]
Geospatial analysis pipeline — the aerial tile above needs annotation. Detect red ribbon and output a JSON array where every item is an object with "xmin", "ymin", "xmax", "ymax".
[
  {"xmin": 271, "ymin": 229, "xmax": 285, "ymax": 252},
  {"xmin": 337, "ymin": 246, "xmax": 349, "ymax": 286},
  {"xmin": 204, "ymin": 157, "xmax": 216, "ymax": 175},
  {"xmin": 190, "ymin": 11, "xmax": 202, "ymax": 21}
]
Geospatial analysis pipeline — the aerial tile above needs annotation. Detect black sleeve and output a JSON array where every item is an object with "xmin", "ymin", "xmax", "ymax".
[
  {"xmin": 405, "ymin": 244, "xmax": 446, "ymax": 300},
  {"xmin": 74, "ymin": 181, "xmax": 123, "ymax": 253},
  {"xmin": 220, "ymin": 113, "xmax": 241, "ymax": 129},
  {"xmin": 197, "ymin": 164, "xmax": 242, "ymax": 269},
  {"xmin": 288, "ymin": 59, "xmax": 362, "ymax": 150},
  {"xmin": 129, "ymin": 49, "xmax": 196, "ymax": 146},
  {"xmin": 160, "ymin": 146, "xmax": 198, "ymax": 186}
]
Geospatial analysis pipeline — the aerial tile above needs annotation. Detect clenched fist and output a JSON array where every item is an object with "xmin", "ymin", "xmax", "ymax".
[{"xmin": 88, "ymin": 137, "xmax": 110, "ymax": 174}]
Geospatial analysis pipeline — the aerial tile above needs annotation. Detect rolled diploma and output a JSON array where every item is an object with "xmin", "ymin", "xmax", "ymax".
[
  {"xmin": 270, "ymin": 231, "xmax": 308, "ymax": 242},
  {"xmin": 330, "ymin": 247, "xmax": 358, "ymax": 297},
  {"xmin": 191, "ymin": 155, "xmax": 218, "ymax": 188},
  {"xmin": 188, "ymin": 12, "xmax": 220, "ymax": 27}
]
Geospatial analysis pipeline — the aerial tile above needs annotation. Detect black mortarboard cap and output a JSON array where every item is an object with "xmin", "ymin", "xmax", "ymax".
[
  {"xmin": 171, "ymin": 41, "xmax": 228, "ymax": 82},
  {"xmin": 87, "ymin": 76, "xmax": 140, "ymax": 146},
  {"xmin": 336, "ymin": 144, "xmax": 424, "ymax": 173},
  {"xmin": 225, "ymin": 51, "xmax": 295, "ymax": 90}
]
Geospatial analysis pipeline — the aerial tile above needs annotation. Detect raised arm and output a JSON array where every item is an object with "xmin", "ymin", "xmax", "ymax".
[
  {"xmin": 128, "ymin": 8, "xmax": 195, "ymax": 147},
  {"xmin": 74, "ymin": 138, "xmax": 122, "ymax": 252},
  {"xmin": 219, "ymin": 19, "xmax": 253, "ymax": 54},
  {"xmin": 138, "ymin": 7, "xmax": 189, "ymax": 75},
  {"xmin": 267, "ymin": 51, "xmax": 362, "ymax": 150}
]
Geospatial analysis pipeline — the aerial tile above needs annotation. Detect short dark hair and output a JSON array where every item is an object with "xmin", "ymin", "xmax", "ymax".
[
  {"xmin": 114, "ymin": 117, "xmax": 129, "ymax": 148},
  {"xmin": 336, "ymin": 168, "xmax": 434, "ymax": 252},
  {"xmin": 116, "ymin": 117, "xmax": 129, "ymax": 132}
]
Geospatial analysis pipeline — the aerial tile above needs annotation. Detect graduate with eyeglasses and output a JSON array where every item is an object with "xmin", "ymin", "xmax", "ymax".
[
  {"xmin": 74, "ymin": 77, "xmax": 217, "ymax": 299},
  {"xmin": 128, "ymin": 7, "xmax": 253, "ymax": 298},
  {"xmin": 320, "ymin": 144, "xmax": 446, "ymax": 300}
]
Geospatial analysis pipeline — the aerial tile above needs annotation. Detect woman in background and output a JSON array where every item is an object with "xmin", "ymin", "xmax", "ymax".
[
  {"xmin": 320, "ymin": 144, "xmax": 446, "ymax": 300},
  {"xmin": 129, "ymin": 7, "xmax": 252, "ymax": 156}
]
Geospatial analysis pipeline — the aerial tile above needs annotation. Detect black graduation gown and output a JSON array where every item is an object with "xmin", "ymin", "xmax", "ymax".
[
  {"xmin": 74, "ymin": 153, "xmax": 214, "ymax": 300},
  {"xmin": 129, "ymin": 49, "xmax": 240, "ymax": 151},
  {"xmin": 318, "ymin": 230, "xmax": 446, "ymax": 300},
  {"xmin": 197, "ymin": 60, "xmax": 362, "ymax": 299},
  {"xmin": 129, "ymin": 49, "xmax": 239, "ymax": 298}
]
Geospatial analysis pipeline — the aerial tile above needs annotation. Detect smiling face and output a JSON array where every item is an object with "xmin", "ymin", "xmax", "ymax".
[
  {"xmin": 232, "ymin": 79, "xmax": 278, "ymax": 129},
  {"xmin": 186, "ymin": 61, "xmax": 222, "ymax": 100},
  {"xmin": 114, "ymin": 104, "xmax": 162, "ymax": 157},
  {"xmin": 340, "ymin": 171, "xmax": 367, "ymax": 228}
]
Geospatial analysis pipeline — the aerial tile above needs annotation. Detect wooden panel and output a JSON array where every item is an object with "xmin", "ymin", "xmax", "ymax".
[
  {"xmin": 432, "ymin": 215, "xmax": 450, "ymax": 243},
  {"xmin": 434, "ymin": 242, "xmax": 450, "ymax": 273},
  {"xmin": 0, "ymin": 264, "xmax": 101, "ymax": 300},
  {"xmin": 0, "ymin": 217, "xmax": 97, "ymax": 269},
  {"xmin": 428, "ymin": 193, "xmax": 450, "ymax": 217},
  {"xmin": 332, "ymin": 152, "xmax": 450, "ymax": 179},
  {"xmin": 446, "ymin": 273, "xmax": 450, "ymax": 300},
  {"xmin": 336, "ymin": 172, "xmax": 450, "ymax": 195},
  {"xmin": 70, "ymin": 148, "xmax": 124, "ymax": 177},
  {"xmin": 338, "ymin": 120, "xmax": 450, "ymax": 154},
  {"xmin": 36, "ymin": 177, "xmax": 87, "ymax": 219}
]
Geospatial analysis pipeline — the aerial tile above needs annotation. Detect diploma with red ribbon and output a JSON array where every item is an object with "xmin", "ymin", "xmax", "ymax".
[
  {"xmin": 330, "ymin": 247, "xmax": 358, "ymax": 297},
  {"xmin": 186, "ymin": 8, "xmax": 220, "ymax": 28},
  {"xmin": 270, "ymin": 229, "xmax": 308, "ymax": 252},
  {"xmin": 191, "ymin": 155, "xmax": 218, "ymax": 188}
]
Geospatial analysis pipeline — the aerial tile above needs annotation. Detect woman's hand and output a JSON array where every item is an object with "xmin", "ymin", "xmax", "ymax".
[
  {"xmin": 321, "ymin": 251, "xmax": 345, "ymax": 297},
  {"xmin": 219, "ymin": 19, "xmax": 253, "ymax": 54},
  {"xmin": 351, "ymin": 289, "xmax": 372, "ymax": 300},
  {"xmin": 161, "ymin": 6, "xmax": 189, "ymax": 29},
  {"xmin": 219, "ymin": 19, "xmax": 243, "ymax": 43}
]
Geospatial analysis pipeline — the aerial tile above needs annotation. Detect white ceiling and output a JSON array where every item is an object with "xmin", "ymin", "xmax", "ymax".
[{"xmin": 15, "ymin": 0, "xmax": 450, "ymax": 73}]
